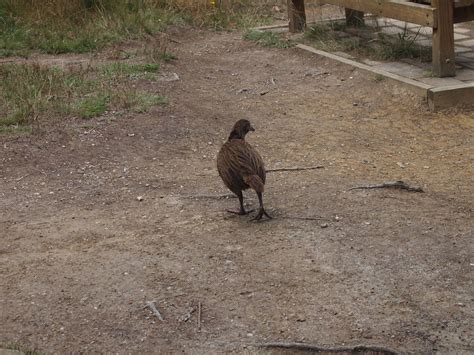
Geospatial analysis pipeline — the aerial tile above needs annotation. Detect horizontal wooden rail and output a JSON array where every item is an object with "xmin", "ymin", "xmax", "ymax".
[
  {"xmin": 319, "ymin": 0, "xmax": 436, "ymax": 27},
  {"xmin": 454, "ymin": 5, "xmax": 474, "ymax": 22}
]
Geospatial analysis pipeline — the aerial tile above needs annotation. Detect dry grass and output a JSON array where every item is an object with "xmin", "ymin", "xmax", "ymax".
[
  {"xmin": 0, "ymin": 61, "xmax": 167, "ymax": 132},
  {"xmin": 0, "ymin": 0, "xmax": 280, "ymax": 56},
  {"xmin": 305, "ymin": 21, "xmax": 432, "ymax": 62}
]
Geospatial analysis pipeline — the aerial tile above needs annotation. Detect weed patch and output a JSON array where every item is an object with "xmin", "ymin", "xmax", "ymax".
[
  {"xmin": 0, "ymin": 62, "xmax": 167, "ymax": 131},
  {"xmin": 243, "ymin": 30, "xmax": 294, "ymax": 49},
  {"xmin": 112, "ymin": 90, "xmax": 168, "ymax": 113},
  {"xmin": 72, "ymin": 95, "xmax": 109, "ymax": 119},
  {"xmin": 101, "ymin": 62, "xmax": 160, "ymax": 78},
  {"xmin": 0, "ymin": 0, "xmax": 275, "ymax": 57},
  {"xmin": 305, "ymin": 22, "xmax": 432, "ymax": 62}
]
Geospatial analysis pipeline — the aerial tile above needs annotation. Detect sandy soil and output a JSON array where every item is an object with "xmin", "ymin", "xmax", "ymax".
[{"xmin": 1, "ymin": 28, "xmax": 473, "ymax": 354}]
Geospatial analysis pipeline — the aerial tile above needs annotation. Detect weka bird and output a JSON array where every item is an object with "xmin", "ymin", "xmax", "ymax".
[{"xmin": 217, "ymin": 119, "xmax": 272, "ymax": 220}]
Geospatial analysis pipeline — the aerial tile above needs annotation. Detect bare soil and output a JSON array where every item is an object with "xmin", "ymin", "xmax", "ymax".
[{"xmin": 1, "ymin": 28, "xmax": 473, "ymax": 354}]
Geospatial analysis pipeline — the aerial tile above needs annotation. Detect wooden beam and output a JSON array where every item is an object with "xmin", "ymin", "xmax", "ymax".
[
  {"xmin": 287, "ymin": 0, "xmax": 306, "ymax": 32},
  {"xmin": 431, "ymin": 0, "xmax": 455, "ymax": 77},
  {"xmin": 428, "ymin": 83, "xmax": 474, "ymax": 111},
  {"xmin": 454, "ymin": 5, "xmax": 474, "ymax": 22},
  {"xmin": 296, "ymin": 43, "xmax": 432, "ymax": 97},
  {"xmin": 345, "ymin": 9, "xmax": 365, "ymax": 26},
  {"xmin": 320, "ymin": 0, "xmax": 436, "ymax": 27}
]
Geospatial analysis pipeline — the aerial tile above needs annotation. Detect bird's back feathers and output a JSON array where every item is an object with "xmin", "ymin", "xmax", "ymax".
[{"xmin": 217, "ymin": 139, "xmax": 266, "ymax": 194}]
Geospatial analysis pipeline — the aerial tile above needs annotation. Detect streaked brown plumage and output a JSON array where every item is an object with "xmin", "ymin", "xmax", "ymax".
[{"xmin": 217, "ymin": 119, "xmax": 271, "ymax": 220}]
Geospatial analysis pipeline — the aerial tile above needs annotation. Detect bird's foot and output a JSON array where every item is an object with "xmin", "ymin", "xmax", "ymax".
[
  {"xmin": 227, "ymin": 209, "xmax": 255, "ymax": 216},
  {"xmin": 252, "ymin": 208, "xmax": 272, "ymax": 221}
]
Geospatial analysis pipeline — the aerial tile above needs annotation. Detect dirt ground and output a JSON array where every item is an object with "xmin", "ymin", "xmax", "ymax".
[{"xmin": 1, "ymin": 27, "xmax": 473, "ymax": 354}]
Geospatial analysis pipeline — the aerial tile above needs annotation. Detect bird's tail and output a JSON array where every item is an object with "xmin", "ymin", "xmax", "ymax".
[{"xmin": 244, "ymin": 175, "xmax": 264, "ymax": 193}]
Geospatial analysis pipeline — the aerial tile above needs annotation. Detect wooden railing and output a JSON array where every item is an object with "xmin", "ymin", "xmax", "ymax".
[{"xmin": 287, "ymin": 0, "xmax": 474, "ymax": 77}]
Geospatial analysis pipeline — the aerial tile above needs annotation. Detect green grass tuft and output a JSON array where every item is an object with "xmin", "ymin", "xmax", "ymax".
[
  {"xmin": 73, "ymin": 95, "xmax": 109, "ymax": 119},
  {"xmin": 111, "ymin": 90, "xmax": 167, "ymax": 113},
  {"xmin": 306, "ymin": 22, "xmax": 432, "ymax": 62},
  {"xmin": 0, "ymin": 61, "xmax": 167, "ymax": 131},
  {"xmin": 101, "ymin": 62, "xmax": 160, "ymax": 78},
  {"xmin": 243, "ymin": 30, "xmax": 294, "ymax": 49},
  {"xmin": 160, "ymin": 52, "xmax": 177, "ymax": 63},
  {"xmin": 0, "ymin": 341, "xmax": 40, "ymax": 354},
  {"xmin": 0, "ymin": 1, "xmax": 274, "ymax": 57}
]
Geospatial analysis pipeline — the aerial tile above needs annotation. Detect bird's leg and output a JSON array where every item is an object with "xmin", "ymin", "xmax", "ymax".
[
  {"xmin": 252, "ymin": 192, "xmax": 272, "ymax": 220},
  {"xmin": 226, "ymin": 191, "xmax": 254, "ymax": 215}
]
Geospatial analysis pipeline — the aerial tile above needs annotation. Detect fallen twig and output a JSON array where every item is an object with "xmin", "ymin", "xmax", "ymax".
[
  {"xmin": 348, "ymin": 180, "xmax": 423, "ymax": 193},
  {"xmin": 256, "ymin": 342, "xmax": 399, "ymax": 354},
  {"xmin": 180, "ymin": 194, "xmax": 236, "ymax": 200},
  {"xmin": 145, "ymin": 301, "xmax": 164, "ymax": 321},
  {"xmin": 15, "ymin": 175, "xmax": 28, "ymax": 182},
  {"xmin": 197, "ymin": 301, "xmax": 202, "ymax": 331},
  {"xmin": 266, "ymin": 166, "xmax": 324, "ymax": 173},
  {"xmin": 278, "ymin": 215, "xmax": 327, "ymax": 221}
]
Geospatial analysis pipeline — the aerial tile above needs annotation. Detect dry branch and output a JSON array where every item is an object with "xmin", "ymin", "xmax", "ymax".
[
  {"xmin": 266, "ymin": 166, "xmax": 324, "ymax": 173},
  {"xmin": 278, "ymin": 215, "xmax": 327, "ymax": 221},
  {"xmin": 256, "ymin": 342, "xmax": 399, "ymax": 354},
  {"xmin": 197, "ymin": 301, "xmax": 202, "ymax": 331},
  {"xmin": 348, "ymin": 180, "xmax": 424, "ymax": 192},
  {"xmin": 180, "ymin": 194, "xmax": 236, "ymax": 199}
]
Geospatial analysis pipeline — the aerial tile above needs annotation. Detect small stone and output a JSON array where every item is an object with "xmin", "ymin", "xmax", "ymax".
[
  {"xmin": 397, "ymin": 162, "xmax": 406, "ymax": 168},
  {"xmin": 320, "ymin": 223, "xmax": 328, "ymax": 228},
  {"xmin": 137, "ymin": 196, "xmax": 144, "ymax": 201}
]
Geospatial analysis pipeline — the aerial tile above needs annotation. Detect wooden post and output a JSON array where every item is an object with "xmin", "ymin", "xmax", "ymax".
[
  {"xmin": 287, "ymin": 0, "xmax": 306, "ymax": 32},
  {"xmin": 431, "ymin": 0, "xmax": 455, "ymax": 77},
  {"xmin": 345, "ymin": 9, "xmax": 365, "ymax": 27}
]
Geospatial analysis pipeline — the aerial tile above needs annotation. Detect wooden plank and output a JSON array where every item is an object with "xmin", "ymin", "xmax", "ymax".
[
  {"xmin": 454, "ymin": 5, "xmax": 474, "ymax": 22},
  {"xmin": 455, "ymin": 0, "xmax": 474, "ymax": 7},
  {"xmin": 287, "ymin": 0, "xmax": 306, "ymax": 32},
  {"xmin": 319, "ymin": 0, "xmax": 436, "ymax": 26},
  {"xmin": 428, "ymin": 83, "xmax": 474, "ymax": 111},
  {"xmin": 296, "ymin": 44, "xmax": 432, "ymax": 97},
  {"xmin": 345, "ymin": 9, "xmax": 365, "ymax": 26},
  {"xmin": 431, "ymin": 0, "xmax": 455, "ymax": 77}
]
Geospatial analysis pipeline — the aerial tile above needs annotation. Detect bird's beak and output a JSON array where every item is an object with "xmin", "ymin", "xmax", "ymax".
[{"xmin": 249, "ymin": 125, "xmax": 255, "ymax": 132}]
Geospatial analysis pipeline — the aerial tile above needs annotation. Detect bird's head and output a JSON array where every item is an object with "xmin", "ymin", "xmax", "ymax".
[{"xmin": 228, "ymin": 119, "xmax": 255, "ymax": 140}]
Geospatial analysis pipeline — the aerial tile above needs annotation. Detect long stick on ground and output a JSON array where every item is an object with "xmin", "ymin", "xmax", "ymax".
[
  {"xmin": 145, "ymin": 301, "xmax": 164, "ymax": 321},
  {"xmin": 197, "ymin": 301, "xmax": 202, "ymax": 331},
  {"xmin": 256, "ymin": 342, "xmax": 399, "ymax": 354},
  {"xmin": 180, "ymin": 194, "xmax": 236, "ymax": 200},
  {"xmin": 278, "ymin": 216, "xmax": 327, "ymax": 221},
  {"xmin": 266, "ymin": 166, "xmax": 324, "ymax": 173},
  {"xmin": 348, "ymin": 180, "xmax": 424, "ymax": 192}
]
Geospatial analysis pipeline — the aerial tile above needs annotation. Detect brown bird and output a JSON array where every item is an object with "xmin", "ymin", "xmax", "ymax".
[{"xmin": 217, "ymin": 119, "xmax": 272, "ymax": 220}]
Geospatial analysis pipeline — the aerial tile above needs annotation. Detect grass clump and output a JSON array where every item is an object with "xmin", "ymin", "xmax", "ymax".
[
  {"xmin": 0, "ymin": 342, "xmax": 40, "ymax": 355},
  {"xmin": 0, "ymin": 62, "xmax": 167, "ymax": 131},
  {"xmin": 243, "ymin": 30, "xmax": 294, "ymax": 49},
  {"xmin": 305, "ymin": 21, "xmax": 432, "ymax": 62},
  {"xmin": 0, "ymin": 0, "xmax": 183, "ymax": 57},
  {"xmin": 0, "ymin": 63, "xmax": 87, "ymax": 126},
  {"xmin": 0, "ymin": 0, "xmax": 276, "ymax": 57},
  {"xmin": 379, "ymin": 31, "xmax": 432, "ymax": 61},
  {"xmin": 112, "ymin": 90, "xmax": 167, "ymax": 113},
  {"xmin": 102, "ymin": 62, "xmax": 160, "ymax": 78},
  {"xmin": 72, "ymin": 94, "xmax": 109, "ymax": 119}
]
